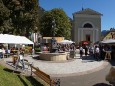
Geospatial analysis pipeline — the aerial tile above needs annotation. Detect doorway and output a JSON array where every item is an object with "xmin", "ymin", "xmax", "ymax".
[{"xmin": 86, "ymin": 35, "xmax": 90, "ymax": 41}]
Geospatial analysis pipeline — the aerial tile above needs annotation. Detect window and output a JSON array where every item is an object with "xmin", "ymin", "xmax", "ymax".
[{"xmin": 83, "ymin": 23, "xmax": 93, "ymax": 28}]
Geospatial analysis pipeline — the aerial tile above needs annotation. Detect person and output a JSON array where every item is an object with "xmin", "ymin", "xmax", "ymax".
[
  {"xmin": 84, "ymin": 45, "xmax": 88, "ymax": 56},
  {"xmin": 111, "ymin": 45, "xmax": 115, "ymax": 60},
  {"xmin": 104, "ymin": 46, "xmax": 112, "ymax": 60},
  {"xmin": 15, "ymin": 51, "xmax": 25, "ymax": 70},
  {"xmin": 79, "ymin": 46, "xmax": 83, "ymax": 58},
  {"xmin": 100, "ymin": 45, "xmax": 106, "ymax": 60},
  {"xmin": 89, "ymin": 46, "xmax": 94, "ymax": 56},
  {"xmin": 32, "ymin": 48, "xmax": 35, "ymax": 55},
  {"xmin": 19, "ymin": 52, "xmax": 25, "ymax": 70},
  {"xmin": 43, "ymin": 45, "xmax": 48, "ymax": 51},
  {"xmin": 74, "ymin": 48, "xmax": 77, "ymax": 57},
  {"xmin": 2, "ymin": 47, "xmax": 5, "ymax": 58},
  {"xmin": 5, "ymin": 48, "xmax": 10, "ymax": 58},
  {"xmin": 94, "ymin": 46, "xmax": 100, "ymax": 61},
  {"xmin": 0, "ymin": 48, "xmax": 3, "ymax": 59}
]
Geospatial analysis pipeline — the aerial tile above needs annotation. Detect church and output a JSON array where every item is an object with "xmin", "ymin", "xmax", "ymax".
[{"xmin": 72, "ymin": 8, "xmax": 102, "ymax": 45}]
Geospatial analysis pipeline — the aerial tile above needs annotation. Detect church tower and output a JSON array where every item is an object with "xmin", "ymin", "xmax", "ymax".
[{"xmin": 72, "ymin": 8, "xmax": 102, "ymax": 45}]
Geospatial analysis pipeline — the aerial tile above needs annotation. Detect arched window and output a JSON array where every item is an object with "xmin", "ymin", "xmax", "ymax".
[{"xmin": 83, "ymin": 23, "xmax": 93, "ymax": 28}]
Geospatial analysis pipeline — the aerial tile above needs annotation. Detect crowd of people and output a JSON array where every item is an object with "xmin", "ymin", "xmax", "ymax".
[
  {"xmin": 42, "ymin": 43, "xmax": 115, "ymax": 61},
  {"xmin": 0, "ymin": 44, "xmax": 26, "ymax": 70},
  {"xmin": 79, "ymin": 44, "xmax": 115, "ymax": 61},
  {"xmin": 0, "ymin": 45, "xmax": 25, "ymax": 59},
  {"xmin": 1, "ymin": 43, "xmax": 115, "ymax": 62},
  {"xmin": 42, "ymin": 43, "xmax": 76, "ymax": 52}
]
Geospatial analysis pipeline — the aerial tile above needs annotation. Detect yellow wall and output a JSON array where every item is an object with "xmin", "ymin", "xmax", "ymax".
[{"xmin": 43, "ymin": 37, "xmax": 64, "ymax": 42}]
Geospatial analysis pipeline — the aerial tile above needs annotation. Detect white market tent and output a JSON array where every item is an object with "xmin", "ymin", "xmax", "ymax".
[
  {"xmin": 58, "ymin": 40, "xmax": 75, "ymax": 44},
  {"xmin": 0, "ymin": 34, "xmax": 34, "ymax": 44},
  {"xmin": 101, "ymin": 39, "xmax": 115, "ymax": 44}
]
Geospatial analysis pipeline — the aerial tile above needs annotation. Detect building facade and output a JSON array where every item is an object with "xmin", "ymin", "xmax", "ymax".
[
  {"xmin": 72, "ymin": 8, "xmax": 102, "ymax": 45},
  {"xmin": 103, "ymin": 28, "xmax": 115, "ymax": 40}
]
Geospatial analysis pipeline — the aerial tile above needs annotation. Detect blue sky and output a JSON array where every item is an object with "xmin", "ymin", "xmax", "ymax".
[{"xmin": 39, "ymin": 0, "xmax": 115, "ymax": 31}]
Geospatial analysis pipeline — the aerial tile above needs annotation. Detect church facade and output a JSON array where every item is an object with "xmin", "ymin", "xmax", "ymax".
[{"xmin": 72, "ymin": 8, "xmax": 102, "ymax": 45}]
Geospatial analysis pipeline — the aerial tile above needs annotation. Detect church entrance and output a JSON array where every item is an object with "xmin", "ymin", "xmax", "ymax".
[{"xmin": 86, "ymin": 34, "xmax": 90, "ymax": 41}]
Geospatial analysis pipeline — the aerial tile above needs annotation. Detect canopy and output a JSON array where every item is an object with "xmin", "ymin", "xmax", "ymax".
[
  {"xmin": 58, "ymin": 40, "xmax": 75, "ymax": 44},
  {"xmin": 101, "ymin": 39, "xmax": 115, "ymax": 44},
  {"xmin": 0, "ymin": 34, "xmax": 34, "ymax": 44}
]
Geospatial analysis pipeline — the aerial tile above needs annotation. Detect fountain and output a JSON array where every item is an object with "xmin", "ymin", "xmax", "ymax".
[{"xmin": 39, "ymin": 18, "xmax": 68, "ymax": 61}]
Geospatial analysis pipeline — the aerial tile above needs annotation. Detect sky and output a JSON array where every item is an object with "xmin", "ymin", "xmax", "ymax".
[{"xmin": 39, "ymin": 0, "xmax": 115, "ymax": 31}]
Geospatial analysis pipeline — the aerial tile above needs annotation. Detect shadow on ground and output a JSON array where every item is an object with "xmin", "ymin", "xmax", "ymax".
[
  {"xmin": 80, "ymin": 55, "xmax": 97, "ymax": 62},
  {"xmin": 108, "ymin": 60, "xmax": 115, "ymax": 66},
  {"xmin": 93, "ymin": 83, "xmax": 111, "ymax": 86},
  {"xmin": 26, "ymin": 76, "xmax": 44, "ymax": 86},
  {"xmin": 32, "ymin": 56, "xmax": 41, "ymax": 60},
  {"xmin": 18, "ymin": 75, "xmax": 44, "ymax": 86},
  {"xmin": 3, "ymin": 68, "xmax": 21, "ymax": 74}
]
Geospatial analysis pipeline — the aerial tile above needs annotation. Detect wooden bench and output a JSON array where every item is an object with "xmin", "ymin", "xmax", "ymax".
[{"xmin": 30, "ymin": 65, "xmax": 60, "ymax": 86}]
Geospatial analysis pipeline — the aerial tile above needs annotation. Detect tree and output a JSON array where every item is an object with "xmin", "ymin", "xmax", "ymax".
[
  {"xmin": 0, "ymin": 0, "xmax": 12, "ymax": 33},
  {"xmin": 8, "ymin": 0, "xmax": 40, "ymax": 36},
  {"xmin": 40, "ymin": 8, "xmax": 72, "ymax": 39},
  {"xmin": 1, "ymin": 0, "xmax": 44, "ymax": 38}
]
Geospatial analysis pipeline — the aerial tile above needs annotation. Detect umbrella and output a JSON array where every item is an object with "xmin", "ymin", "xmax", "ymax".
[{"xmin": 58, "ymin": 40, "xmax": 75, "ymax": 44}]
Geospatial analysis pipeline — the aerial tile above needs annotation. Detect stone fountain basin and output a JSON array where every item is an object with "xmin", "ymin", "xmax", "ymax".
[{"xmin": 39, "ymin": 51, "xmax": 68, "ymax": 61}]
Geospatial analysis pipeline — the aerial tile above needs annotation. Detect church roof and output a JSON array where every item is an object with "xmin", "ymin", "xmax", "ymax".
[{"xmin": 74, "ymin": 8, "xmax": 102, "ymax": 15}]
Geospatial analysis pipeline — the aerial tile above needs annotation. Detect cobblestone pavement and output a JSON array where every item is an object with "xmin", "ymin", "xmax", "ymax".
[
  {"xmin": 59, "ymin": 63, "xmax": 112, "ymax": 86},
  {"xmin": 2, "ymin": 54, "xmax": 114, "ymax": 86},
  {"xmin": 4, "ymin": 54, "xmax": 107, "ymax": 76},
  {"xmin": 63, "ymin": 60, "xmax": 115, "ymax": 86}
]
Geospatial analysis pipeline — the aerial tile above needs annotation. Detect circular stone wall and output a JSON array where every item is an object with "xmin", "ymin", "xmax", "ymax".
[{"xmin": 39, "ymin": 52, "xmax": 68, "ymax": 61}]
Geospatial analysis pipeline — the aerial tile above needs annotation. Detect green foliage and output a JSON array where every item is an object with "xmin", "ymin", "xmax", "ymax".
[
  {"xmin": 0, "ymin": 0, "xmax": 45, "ymax": 36},
  {"xmin": 0, "ymin": 0, "xmax": 11, "ymax": 33},
  {"xmin": 40, "ymin": 8, "xmax": 72, "ymax": 39},
  {"xmin": 0, "ymin": 0, "xmax": 10, "ymax": 19},
  {"xmin": 0, "ymin": 65, "xmax": 43, "ymax": 86}
]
